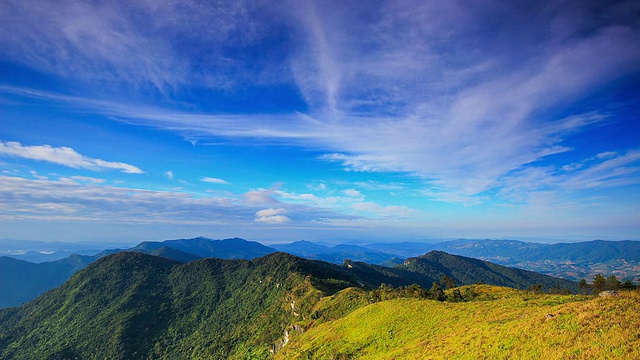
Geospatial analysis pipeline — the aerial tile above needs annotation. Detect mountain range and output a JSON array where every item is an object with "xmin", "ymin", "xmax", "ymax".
[
  {"xmin": 0, "ymin": 249, "xmax": 580, "ymax": 359},
  {"xmin": 2, "ymin": 236, "xmax": 638, "ymax": 308}
]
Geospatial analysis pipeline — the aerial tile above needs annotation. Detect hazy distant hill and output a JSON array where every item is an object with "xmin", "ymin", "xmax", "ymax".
[
  {"xmin": 521, "ymin": 240, "xmax": 640, "ymax": 262},
  {"xmin": 271, "ymin": 240, "xmax": 331, "ymax": 256},
  {"xmin": 0, "ymin": 239, "xmax": 130, "ymax": 258},
  {"xmin": 362, "ymin": 241, "xmax": 436, "ymax": 257},
  {"xmin": 133, "ymin": 236, "xmax": 277, "ymax": 259},
  {"xmin": 424, "ymin": 239, "xmax": 640, "ymax": 281},
  {"xmin": 2, "ymin": 249, "xmax": 101, "ymax": 263},
  {"xmin": 0, "ymin": 255, "xmax": 94, "ymax": 308},
  {"xmin": 272, "ymin": 241, "xmax": 399, "ymax": 265},
  {"xmin": 430, "ymin": 239, "xmax": 546, "ymax": 261},
  {"xmin": 0, "ymin": 237, "xmax": 270, "ymax": 308},
  {"xmin": 0, "ymin": 250, "xmax": 581, "ymax": 359}
]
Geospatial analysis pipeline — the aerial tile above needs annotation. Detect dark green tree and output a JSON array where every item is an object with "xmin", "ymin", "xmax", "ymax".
[
  {"xmin": 592, "ymin": 274, "xmax": 606, "ymax": 294},
  {"xmin": 621, "ymin": 280, "xmax": 637, "ymax": 290},
  {"xmin": 578, "ymin": 278, "xmax": 590, "ymax": 295},
  {"xmin": 449, "ymin": 288, "xmax": 463, "ymax": 302},
  {"xmin": 430, "ymin": 282, "xmax": 446, "ymax": 301},
  {"xmin": 440, "ymin": 275, "xmax": 456, "ymax": 290},
  {"xmin": 605, "ymin": 275, "xmax": 621, "ymax": 291},
  {"xmin": 528, "ymin": 284, "xmax": 543, "ymax": 294},
  {"xmin": 405, "ymin": 284, "xmax": 427, "ymax": 298}
]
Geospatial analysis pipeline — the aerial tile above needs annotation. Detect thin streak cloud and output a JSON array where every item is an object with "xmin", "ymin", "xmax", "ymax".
[{"xmin": 0, "ymin": 141, "xmax": 143, "ymax": 174}]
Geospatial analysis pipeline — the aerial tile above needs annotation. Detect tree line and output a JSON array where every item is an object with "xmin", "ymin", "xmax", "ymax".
[
  {"xmin": 368, "ymin": 276, "xmax": 479, "ymax": 303},
  {"xmin": 577, "ymin": 274, "xmax": 637, "ymax": 294}
]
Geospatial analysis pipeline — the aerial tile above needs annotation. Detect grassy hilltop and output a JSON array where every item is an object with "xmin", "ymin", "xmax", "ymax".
[{"xmin": 278, "ymin": 285, "xmax": 640, "ymax": 359}]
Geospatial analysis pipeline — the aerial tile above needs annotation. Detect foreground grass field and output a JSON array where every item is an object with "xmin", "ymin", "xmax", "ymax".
[{"xmin": 277, "ymin": 285, "xmax": 640, "ymax": 359}]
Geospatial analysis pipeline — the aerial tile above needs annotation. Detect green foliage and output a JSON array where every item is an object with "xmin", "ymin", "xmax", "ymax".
[
  {"xmin": 592, "ymin": 274, "xmax": 607, "ymax": 293},
  {"xmin": 430, "ymin": 282, "xmax": 446, "ymax": 301},
  {"xmin": 578, "ymin": 278, "xmax": 591, "ymax": 294},
  {"xmin": 528, "ymin": 283, "xmax": 543, "ymax": 294},
  {"xmin": 0, "ymin": 250, "xmax": 590, "ymax": 359},
  {"xmin": 0, "ymin": 252, "xmax": 337, "ymax": 359},
  {"xmin": 398, "ymin": 251, "xmax": 579, "ymax": 293},
  {"xmin": 278, "ymin": 286, "xmax": 639, "ymax": 359},
  {"xmin": 3, "ymin": 251, "xmax": 455, "ymax": 359},
  {"xmin": 440, "ymin": 275, "xmax": 456, "ymax": 289}
]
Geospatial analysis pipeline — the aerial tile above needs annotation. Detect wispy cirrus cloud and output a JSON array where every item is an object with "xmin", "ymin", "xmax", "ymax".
[
  {"xmin": 0, "ymin": 140, "xmax": 143, "ymax": 174},
  {"xmin": 202, "ymin": 177, "xmax": 229, "ymax": 185},
  {"xmin": 498, "ymin": 150, "xmax": 640, "ymax": 203},
  {"xmin": 1, "ymin": 0, "xmax": 639, "ymax": 205}
]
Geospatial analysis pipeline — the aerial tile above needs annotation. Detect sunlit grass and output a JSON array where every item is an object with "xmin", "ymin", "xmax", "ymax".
[{"xmin": 278, "ymin": 286, "xmax": 640, "ymax": 359}]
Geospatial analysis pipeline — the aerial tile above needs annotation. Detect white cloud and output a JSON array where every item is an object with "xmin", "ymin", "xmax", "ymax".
[
  {"xmin": 202, "ymin": 177, "xmax": 228, "ymax": 184},
  {"xmin": 342, "ymin": 188, "xmax": 363, "ymax": 198},
  {"xmin": 0, "ymin": 175, "xmax": 351, "ymax": 227},
  {"xmin": 165, "ymin": 171, "xmax": 174, "ymax": 180},
  {"xmin": 1, "ymin": 0, "xmax": 638, "ymax": 206},
  {"xmin": 499, "ymin": 150, "xmax": 640, "ymax": 203},
  {"xmin": 0, "ymin": 140, "xmax": 143, "ymax": 174},
  {"xmin": 307, "ymin": 182, "xmax": 327, "ymax": 191},
  {"xmin": 243, "ymin": 184, "xmax": 282, "ymax": 204},
  {"xmin": 254, "ymin": 208, "xmax": 291, "ymax": 224},
  {"xmin": 70, "ymin": 176, "xmax": 106, "ymax": 184},
  {"xmin": 29, "ymin": 170, "xmax": 48, "ymax": 180}
]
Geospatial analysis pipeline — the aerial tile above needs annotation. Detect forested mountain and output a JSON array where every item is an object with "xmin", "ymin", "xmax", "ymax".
[
  {"xmin": 428, "ymin": 239, "xmax": 640, "ymax": 263},
  {"xmin": 0, "ymin": 250, "xmax": 582, "ymax": 359},
  {"xmin": 398, "ymin": 251, "xmax": 578, "ymax": 292},
  {"xmin": 521, "ymin": 240, "xmax": 640, "ymax": 262},
  {"xmin": 0, "ymin": 237, "xmax": 267, "ymax": 308},
  {"xmin": 0, "ymin": 252, "xmax": 368, "ymax": 359},
  {"xmin": 4, "ymin": 236, "xmax": 632, "ymax": 310},
  {"xmin": 132, "ymin": 236, "xmax": 277, "ymax": 259},
  {"xmin": 270, "ymin": 240, "xmax": 331, "ymax": 256},
  {"xmin": 275, "ymin": 239, "xmax": 640, "ymax": 281},
  {"xmin": 0, "ymin": 247, "xmax": 198, "ymax": 309},
  {"xmin": 426, "ymin": 239, "xmax": 640, "ymax": 281}
]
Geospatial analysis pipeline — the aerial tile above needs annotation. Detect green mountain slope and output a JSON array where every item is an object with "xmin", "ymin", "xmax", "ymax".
[
  {"xmin": 0, "ymin": 251, "xmax": 583, "ymax": 359},
  {"xmin": 0, "ymin": 245, "xmax": 201, "ymax": 309},
  {"xmin": 0, "ymin": 252, "xmax": 366, "ymax": 359},
  {"xmin": 398, "ymin": 250, "xmax": 578, "ymax": 292},
  {"xmin": 0, "ymin": 237, "xmax": 265, "ymax": 309},
  {"xmin": 426, "ymin": 239, "xmax": 640, "ymax": 281},
  {"xmin": 277, "ymin": 286, "xmax": 640, "ymax": 359}
]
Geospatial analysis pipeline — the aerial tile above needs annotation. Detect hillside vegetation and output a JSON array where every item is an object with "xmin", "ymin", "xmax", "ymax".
[
  {"xmin": 397, "ymin": 251, "xmax": 578, "ymax": 292},
  {"xmin": 278, "ymin": 286, "xmax": 640, "ymax": 359},
  {"xmin": 1, "ymin": 250, "xmax": 457, "ymax": 359},
  {"xmin": 0, "ymin": 250, "xmax": 633, "ymax": 359},
  {"xmin": 0, "ymin": 252, "xmax": 345, "ymax": 359}
]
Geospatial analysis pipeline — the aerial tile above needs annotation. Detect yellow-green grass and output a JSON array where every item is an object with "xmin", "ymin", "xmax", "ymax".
[{"xmin": 277, "ymin": 285, "xmax": 640, "ymax": 359}]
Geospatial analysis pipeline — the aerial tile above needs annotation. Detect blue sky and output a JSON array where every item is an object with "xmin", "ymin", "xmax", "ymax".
[{"xmin": 1, "ymin": 0, "xmax": 639, "ymax": 244}]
